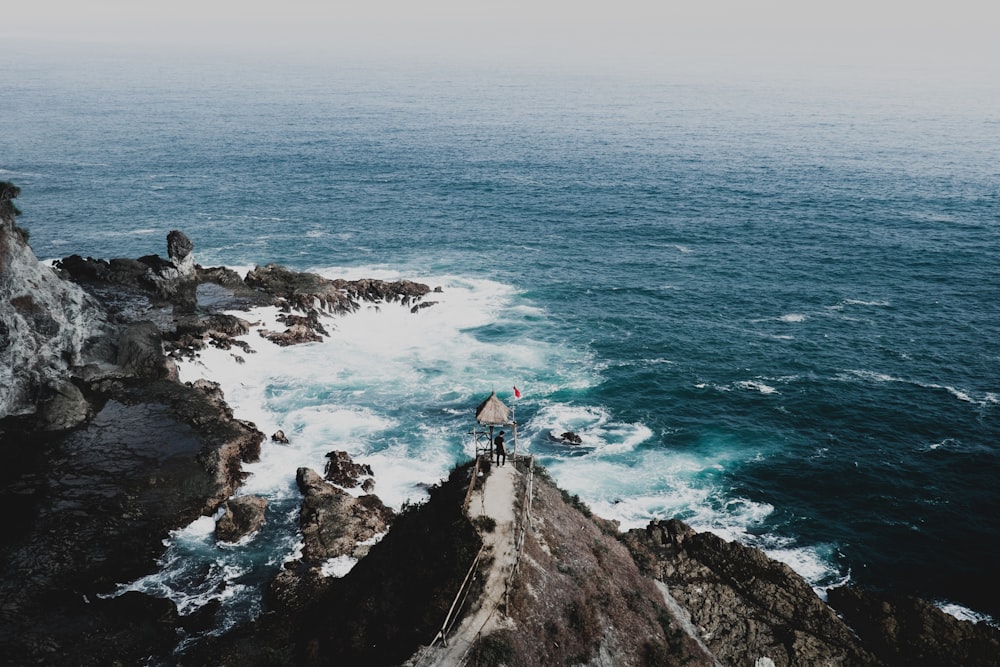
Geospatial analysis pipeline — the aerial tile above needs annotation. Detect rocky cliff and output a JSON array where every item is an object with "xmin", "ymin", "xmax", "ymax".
[
  {"xmin": 1, "ymin": 189, "xmax": 996, "ymax": 665},
  {"xmin": 0, "ymin": 184, "xmax": 114, "ymax": 419}
]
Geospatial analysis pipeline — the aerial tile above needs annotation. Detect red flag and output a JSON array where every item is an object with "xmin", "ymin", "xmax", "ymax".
[{"xmin": 513, "ymin": 386, "xmax": 521, "ymax": 399}]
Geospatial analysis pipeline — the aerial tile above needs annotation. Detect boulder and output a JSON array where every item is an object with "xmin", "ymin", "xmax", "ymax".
[
  {"xmin": 215, "ymin": 495, "xmax": 268, "ymax": 543},
  {"xmin": 324, "ymin": 450, "xmax": 374, "ymax": 488},
  {"xmin": 166, "ymin": 230, "xmax": 195, "ymax": 278},
  {"xmin": 34, "ymin": 379, "xmax": 91, "ymax": 431}
]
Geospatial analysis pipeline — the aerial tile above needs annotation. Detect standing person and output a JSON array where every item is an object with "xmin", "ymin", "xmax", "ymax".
[{"xmin": 494, "ymin": 430, "xmax": 506, "ymax": 466}]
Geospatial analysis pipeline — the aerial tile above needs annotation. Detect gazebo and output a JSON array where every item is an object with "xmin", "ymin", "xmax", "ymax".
[{"xmin": 472, "ymin": 391, "xmax": 518, "ymax": 459}]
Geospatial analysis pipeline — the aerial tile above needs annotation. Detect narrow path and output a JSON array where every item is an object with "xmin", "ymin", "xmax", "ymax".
[{"xmin": 410, "ymin": 462, "xmax": 520, "ymax": 666}]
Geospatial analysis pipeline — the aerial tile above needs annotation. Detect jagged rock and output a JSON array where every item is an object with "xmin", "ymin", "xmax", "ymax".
[
  {"xmin": 828, "ymin": 586, "xmax": 1000, "ymax": 667},
  {"xmin": 272, "ymin": 430, "xmax": 290, "ymax": 444},
  {"xmin": 561, "ymin": 431, "xmax": 583, "ymax": 444},
  {"xmin": 259, "ymin": 323, "xmax": 323, "ymax": 346},
  {"xmin": 295, "ymin": 467, "xmax": 393, "ymax": 565},
  {"xmin": 410, "ymin": 300, "xmax": 437, "ymax": 313},
  {"xmin": 1, "ymin": 218, "xmax": 114, "ymax": 419},
  {"xmin": 215, "ymin": 495, "xmax": 268, "ymax": 543},
  {"xmin": 204, "ymin": 313, "xmax": 251, "ymax": 337},
  {"xmin": 623, "ymin": 518, "xmax": 880, "ymax": 666},
  {"xmin": 265, "ymin": 466, "xmax": 393, "ymax": 614},
  {"xmin": 167, "ymin": 230, "xmax": 195, "ymax": 277},
  {"xmin": 324, "ymin": 450, "xmax": 374, "ymax": 488}
]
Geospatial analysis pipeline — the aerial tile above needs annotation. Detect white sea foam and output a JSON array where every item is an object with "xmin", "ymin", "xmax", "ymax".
[
  {"xmin": 734, "ymin": 380, "xmax": 779, "ymax": 394},
  {"xmin": 320, "ymin": 555, "xmax": 359, "ymax": 578},
  {"xmin": 779, "ymin": 313, "xmax": 806, "ymax": 323},
  {"xmin": 937, "ymin": 602, "xmax": 997, "ymax": 626},
  {"xmin": 843, "ymin": 370, "xmax": 991, "ymax": 407},
  {"xmin": 843, "ymin": 299, "xmax": 891, "ymax": 307}
]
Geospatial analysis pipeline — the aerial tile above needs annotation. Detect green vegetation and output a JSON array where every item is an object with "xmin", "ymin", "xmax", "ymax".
[
  {"xmin": 0, "ymin": 181, "xmax": 29, "ymax": 242},
  {"xmin": 0, "ymin": 181, "xmax": 22, "ymax": 219}
]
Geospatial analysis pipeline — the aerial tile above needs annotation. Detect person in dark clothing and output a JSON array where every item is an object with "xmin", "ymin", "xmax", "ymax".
[{"xmin": 494, "ymin": 430, "xmax": 507, "ymax": 466}]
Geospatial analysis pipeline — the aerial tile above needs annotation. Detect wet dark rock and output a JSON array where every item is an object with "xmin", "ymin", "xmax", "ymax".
[
  {"xmin": 0, "ymin": 591, "xmax": 183, "ymax": 667},
  {"xmin": 34, "ymin": 378, "xmax": 91, "ymax": 431},
  {"xmin": 272, "ymin": 429, "xmax": 290, "ymax": 444},
  {"xmin": 0, "ymin": 375, "xmax": 263, "ymax": 664},
  {"xmin": 410, "ymin": 300, "xmax": 438, "ymax": 313},
  {"xmin": 259, "ymin": 323, "xmax": 323, "ymax": 346},
  {"xmin": 242, "ymin": 264, "xmax": 437, "ymax": 345},
  {"xmin": 324, "ymin": 449, "xmax": 374, "ymax": 488},
  {"xmin": 828, "ymin": 585, "xmax": 1000, "ymax": 667},
  {"xmin": 561, "ymin": 430, "xmax": 583, "ymax": 444},
  {"xmin": 116, "ymin": 320, "xmax": 172, "ymax": 379},
  {"xmin": 180, "ymin": 598, "xmax": 222, "ymax": 634},
  {"xmin": 216, "ymin": 495, "xmax": 268, "ymax": 543}
]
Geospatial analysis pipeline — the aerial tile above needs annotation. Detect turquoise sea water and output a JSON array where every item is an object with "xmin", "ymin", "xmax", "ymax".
[{"xmin": 4, "ymin": 48, "xmax": 999, "ymax": 626}]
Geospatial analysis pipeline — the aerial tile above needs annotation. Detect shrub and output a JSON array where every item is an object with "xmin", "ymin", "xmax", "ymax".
[
  {"xmin": 0, "ymin": 181, "xmax": 21, "ymax": 219},
  {"xmin": 471, "ymin": 630, "xmax": 515, "ymax": 667}
]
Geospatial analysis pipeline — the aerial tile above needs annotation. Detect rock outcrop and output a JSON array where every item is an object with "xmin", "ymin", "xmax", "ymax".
[
  {"xmin": 216, "ymin": 495, "xmax": 269, "ymax": 543},
  {"xmin": 268, "ymin": 462, "xmax": 394, "ymax": 614},
  {"xmin": 5, "ymin": 201, "xmax": 995, "ymax": 666},
  {"xmin": 0, "ymin": 376, "xmax": 263, "ymax": 664},
  {"xmin": 827, "ymin": 586, "xmax": 1000, "ymax": 666},
  {"xmin": 0, "ymin": 191, "xmax": 115, "ymax": 419},
  {"xmin": 324, "ymin": 449, "xmax": 375, "ymax": 488},
  {"xmin": 296, "ymin": 466, "xmax": 394, "ymax": 565},
  {"xmin": 623, "ymin": 518, "xmax": 881, "ymax": 666}
]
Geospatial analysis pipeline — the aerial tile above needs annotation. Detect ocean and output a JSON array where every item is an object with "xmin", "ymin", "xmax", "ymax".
[{"xmin": 3, "ymin": 46, "xmax": 999, "ymax": 632}]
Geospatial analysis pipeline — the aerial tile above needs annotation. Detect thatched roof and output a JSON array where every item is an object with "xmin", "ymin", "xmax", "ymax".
[{"xmin": 475, "ymin": 391, "xmax": 511, "ymax": 426}]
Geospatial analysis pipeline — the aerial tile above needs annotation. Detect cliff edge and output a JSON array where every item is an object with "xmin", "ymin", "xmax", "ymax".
[{"xmin": 0, "ymin": 182, "xmax": 114, "ymax": 419}]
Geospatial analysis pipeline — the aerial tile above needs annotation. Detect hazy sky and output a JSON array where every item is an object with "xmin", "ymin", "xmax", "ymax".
[{"xmin": 11, "ymin": 1, "xmax": 1000, "ymax": 79}]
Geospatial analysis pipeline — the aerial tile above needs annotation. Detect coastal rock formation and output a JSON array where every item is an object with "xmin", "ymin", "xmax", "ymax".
[
  {"xmin": 828, "ymin": 586, "xmax": 1000, "ymax": 666},
  {"xmin": 0, "ymin": 189, "xmax": 115, "ymax": 419},
  {"xmin": 622, "ymin": 518, "xmax": 881, "ymax": 666},
  {"xmin": 267, "ymin": 461, "xmax": 393, "ymax": 616},
  {"xmin": 216, "ymin": 494, "xmax": 269, "ymax": 543},
  {"xmin": 0, "ymin": 376, "xmax": 264, "ymax": 664},
  {"xmin": 324, "ymin": 449, "xmax": 375, "ymax": 488},
  {"xmin": 4, "ymin": 202, "xmax": 996, "ymax": 666},
  {"xmin": 167, "ymin": 229, "xmax": 196, "ymax": 277},
  {"xmin": 295, "ymin": 466, "xmax": 394, "ymax": 565}
]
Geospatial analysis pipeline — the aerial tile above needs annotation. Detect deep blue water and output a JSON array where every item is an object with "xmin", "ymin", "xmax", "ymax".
[{"xmin": 4, "ymin": 47, "xmax": 1000, "ymax": 622}]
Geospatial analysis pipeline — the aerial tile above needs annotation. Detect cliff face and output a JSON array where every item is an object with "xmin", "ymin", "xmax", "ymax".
[{"xmin": 0, "ymin": 210, "xmax": 113, "ymax": 419}]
